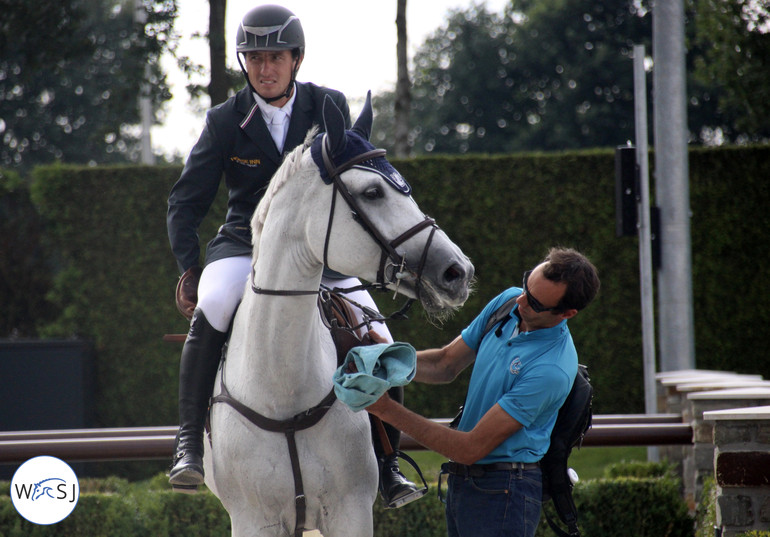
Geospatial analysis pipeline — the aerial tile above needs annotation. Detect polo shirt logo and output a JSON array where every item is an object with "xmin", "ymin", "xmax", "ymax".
[{"xmin": 510, "ymin": 356, "xmax": 522, "ymax": 375}]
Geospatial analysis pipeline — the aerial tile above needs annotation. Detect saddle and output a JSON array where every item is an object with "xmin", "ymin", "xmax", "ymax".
[
  {"xmin": 320, "ymin": 291, "xmax": 428, "ymax": 509},
  {"xmin": 319, "ymin": 291, "xmax": 376, "ymax": 366}
]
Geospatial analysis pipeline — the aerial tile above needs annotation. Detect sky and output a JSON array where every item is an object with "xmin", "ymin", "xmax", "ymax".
[{"xmin": 151, "ymin": 0, "xmax": 509, "ymax": 158}]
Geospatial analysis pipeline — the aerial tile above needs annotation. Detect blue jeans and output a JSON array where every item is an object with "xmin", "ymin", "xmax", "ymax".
[{"xmin": 444, "ymin": 466, "xmax": 542, "ymax": 537}]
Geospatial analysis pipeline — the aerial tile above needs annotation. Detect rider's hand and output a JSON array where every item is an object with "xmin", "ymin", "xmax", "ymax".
[{"xmin": 175, "ymin": 265, "xmax": 202, "ymax": 320}]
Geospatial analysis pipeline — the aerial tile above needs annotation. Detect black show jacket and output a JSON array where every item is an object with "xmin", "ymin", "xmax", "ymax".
[{"xmin": 167, "ymin": 83, "xmax": 350, "ymax": 274}]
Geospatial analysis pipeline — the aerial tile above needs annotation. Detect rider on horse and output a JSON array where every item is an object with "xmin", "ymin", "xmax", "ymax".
[{"xmin": 166, "ymin": 4, "xmax": 422, "ymax": 508}]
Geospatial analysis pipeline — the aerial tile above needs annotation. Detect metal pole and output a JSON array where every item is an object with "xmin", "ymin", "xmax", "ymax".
[
  {"xmin": 652, "ymin": 0, "xmax": 693, "ymax": 371},
  {"xmin": 633, "ymin": 44, "xmax": 658, "ymax": 462}
]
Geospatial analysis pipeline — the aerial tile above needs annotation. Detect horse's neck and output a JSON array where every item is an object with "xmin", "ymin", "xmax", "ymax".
[{"xmin": 224, "ymin": 240, "xmax": 336, "ymax": 418}]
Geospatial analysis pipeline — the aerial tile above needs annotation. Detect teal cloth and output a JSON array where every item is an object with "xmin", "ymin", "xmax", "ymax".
[{"xmin": 333, "ymin": 342, "xmax": 417, "ymax": 412}]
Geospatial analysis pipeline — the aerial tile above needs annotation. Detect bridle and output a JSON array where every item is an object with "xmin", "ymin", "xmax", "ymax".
[{"xmin": 251, "ymin": 133, "xmax": 441, "ymax": 324}]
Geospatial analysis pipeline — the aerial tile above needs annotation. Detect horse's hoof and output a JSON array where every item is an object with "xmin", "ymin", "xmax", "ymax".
[{"xmin": 171, "ymin": 484, "xmax": 199, "ymax": 495}]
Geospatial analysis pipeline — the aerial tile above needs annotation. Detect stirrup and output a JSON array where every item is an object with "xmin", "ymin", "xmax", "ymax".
[
  {"xmin": 171, "ymin": 483, "xmax": 199, "ymax": 494},
  {"xmin": 383, "ymin": 450, "xmax": 429, "ymax": 509},
  {"xmin": 385, "ymin": 485, "xmax": 427, "ymax": 509},
  {"xmin": 168, "ymin": 466, "xmax": 202, "ymax": 494}
]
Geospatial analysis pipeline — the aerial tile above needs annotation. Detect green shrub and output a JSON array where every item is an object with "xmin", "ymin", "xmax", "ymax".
[
  {"xmin": 579, "ymin": 477, "xmax": 694, "ymax": 537},
  {"xmin": 603, "ymin": 459, "xmax": 675, "ymax": 479},
  {"xmin": 137, "ymin": 491, "xmax": 231, "ymax": 537},
  {"xmin": 695, "ymin": 477, "xmax": 717, "ymax": 537},
  {"xmin": 0, "ymin": 494, "xmax": 142, "ymax": 537},
  {"xmin": 1, "ymin": 473, "xmax": 702, "ymax": 537},
  {"xmin": 374, "ymin": 488, "xmax": 446, "ymax": 537},
  {"xmin": 555, "ymin": 477, "xmax": 694, "ymax": 537},
  {"xmin": 0, "ymin": 477, "xmax": 447, "ymax": 536}
]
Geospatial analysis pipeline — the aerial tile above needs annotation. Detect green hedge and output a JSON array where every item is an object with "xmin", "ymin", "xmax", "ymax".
[
  {"xmin": 0, "ymin": 477, "xmax": 444, "ymax": 537},
  {"xmin": 1, "ymin": 146, "xmax": 769, "ymax": 440},
  {"xmin": 1, "ymin": 471, "xmax": 695, "ymax": 537},
  {"xmin": 569, "ymin": 477, "xmax": 693, "ymax": 537},
  {"xmin": 0, "ymin": 168, "xmax": 55, "ymax": 335},
  {"xmin": 0, "ymin": 491, "xmax": 230, "ymax": 537},
  {"xmin": 535, "ymin": 460, "xmax": 693, "ymax": 537}
]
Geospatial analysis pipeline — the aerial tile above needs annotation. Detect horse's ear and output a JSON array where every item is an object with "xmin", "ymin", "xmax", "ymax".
[
  {"xmin": 322, "ymin": 94, "xmax": 347, "ymax": 158},
  {"xmin": 351, "ymin": 91, "xmax": 373, "ymax": 141}
]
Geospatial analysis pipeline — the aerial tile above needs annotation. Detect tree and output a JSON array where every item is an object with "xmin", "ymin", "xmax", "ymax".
[
  {"xmin": 394, "ymin": 0, "xmax": 411, "ymax": 157},
  {"xmin": 408, "ymin": 5, "xmax": 514, "ymax": 154},
  {"xmin": 690, "ymin": 0, "xmax": 770, "ymax": 143},
  {"xmin": 404, "ymin": 0, "xmax": 652, "ymax": 154},
  {"xmin": 176, "ymin": 0, "xmax": 245, "ymax": 110},
  {"xmin": 207, "ymin": 0, "xmax": 228, "ymax": 107},
  {"xmin": 0, "ymin": 0, "xmax": 176, "ymax": 171},
  {"xmin": 373, "ymin": 0, "xmax": 769, "ymax": 155}
]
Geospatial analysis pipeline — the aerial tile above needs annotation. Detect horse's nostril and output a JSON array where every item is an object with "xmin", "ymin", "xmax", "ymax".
[{"xmin": 444, "ymin": 264, "xmax": 464, "ymax": 283}]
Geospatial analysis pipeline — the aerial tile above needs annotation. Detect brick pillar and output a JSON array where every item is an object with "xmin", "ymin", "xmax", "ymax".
[
  {"xmin": 685, "ymin": 389, "xmax": 770, "ymax": 513},
  {"xmin": 654, "ymin": 371, "xmax": 766, "ymax": 509},
  {"xmin": 655, "ymin": 370, "xmax": 718, "ymax": 496},
  {"xmin": 704, "ymin": 405, "xmax": 770, "ymax": 537}
]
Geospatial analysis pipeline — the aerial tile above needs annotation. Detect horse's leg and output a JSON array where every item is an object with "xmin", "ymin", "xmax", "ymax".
[
  {"xmin": 229, "ymin": 517, "xmax": 288, "ymax": 537},
  {"xmin": 307, "ymin": 410, "xmax": 377, "ymax": 537},
  {"xmin": 317, "ymin": 499, "xmax": 374, "ymax": 537}
]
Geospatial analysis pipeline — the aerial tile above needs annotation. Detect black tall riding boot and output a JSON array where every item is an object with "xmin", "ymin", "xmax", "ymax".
[
  {"xmin": 371, "ymin": 386, "xmax": 426, "ymax": 508},
  {"xmin": 168, "ymin": 308, "xmax": 228, "ymax": 492}
]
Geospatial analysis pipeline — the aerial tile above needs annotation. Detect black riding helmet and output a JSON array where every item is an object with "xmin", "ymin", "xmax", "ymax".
[{"xmin": 236, "ymin": 5, "xmax": 305, "ymax": 103}]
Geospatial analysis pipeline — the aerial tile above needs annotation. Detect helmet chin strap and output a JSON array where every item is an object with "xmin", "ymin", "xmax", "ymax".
[{"xmin": 237, "ymin": 53, "xmax": 300, "ymax": 105}]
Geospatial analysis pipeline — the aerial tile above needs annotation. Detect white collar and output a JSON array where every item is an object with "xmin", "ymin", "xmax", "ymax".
[{"xmin": 253, "ymin": 83, "xmax": 297, "ymax": 121}]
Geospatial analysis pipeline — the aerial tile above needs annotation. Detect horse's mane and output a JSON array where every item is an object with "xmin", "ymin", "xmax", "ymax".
[{"xmin": 251, "ymin": 126, "xmax": 320, "ymax": 261}]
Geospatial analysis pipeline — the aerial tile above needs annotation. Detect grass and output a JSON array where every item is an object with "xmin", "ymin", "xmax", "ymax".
[{"xmin": 400, "ymin": 445, "xmax": 648, "ymax": 485}]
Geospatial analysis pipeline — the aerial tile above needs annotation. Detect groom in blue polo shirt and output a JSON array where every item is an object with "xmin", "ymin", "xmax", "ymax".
[{"xmin": 366, "ymin": 247, "xmax": 600, "ymax": 537}]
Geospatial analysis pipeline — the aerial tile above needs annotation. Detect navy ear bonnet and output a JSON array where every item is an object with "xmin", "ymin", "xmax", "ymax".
[{"xmin": 310, "ymin": 130, "xmax": 412, "ymax": 196}]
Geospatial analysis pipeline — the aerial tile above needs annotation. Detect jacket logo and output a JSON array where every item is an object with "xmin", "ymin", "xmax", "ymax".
[
  {"xmin": 510, "ymin": 357, "xmax": 522, "ymax": 375},
  {"xmin": 230, "ymin": 156, "xmax": 261, "ymax": 167}
]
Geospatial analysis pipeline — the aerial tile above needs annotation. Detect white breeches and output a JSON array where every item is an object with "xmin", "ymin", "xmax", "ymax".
[{"xmin": 196, "ymin": 255, "xmax": 394, "ymax": 342}]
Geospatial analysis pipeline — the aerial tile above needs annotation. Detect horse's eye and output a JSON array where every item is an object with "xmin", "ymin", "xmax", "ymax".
[{"xmin": 363, "ymin": 186, "xmax": 383, "ymax": 200}]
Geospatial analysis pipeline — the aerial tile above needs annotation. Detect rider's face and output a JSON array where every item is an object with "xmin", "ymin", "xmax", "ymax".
[{"xmin": 244, "ymin": 50, "xmax": 301, "ymax": 106}]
